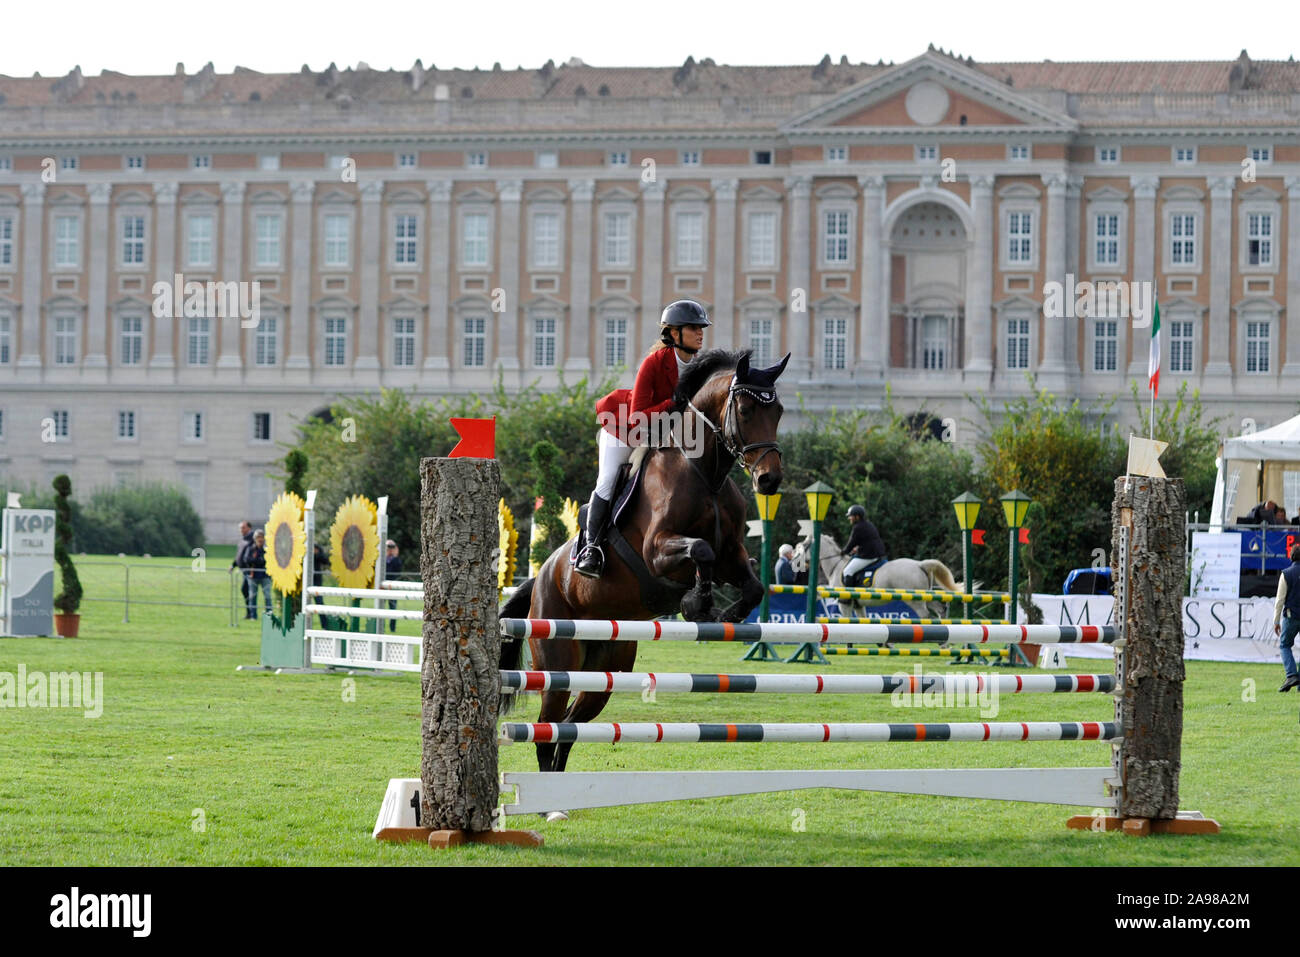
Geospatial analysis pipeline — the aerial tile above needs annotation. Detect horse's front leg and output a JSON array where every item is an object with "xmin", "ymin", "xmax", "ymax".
[
  {"xmin": 649, "ymin": 534, "xmax": 718, "ymax": 622},
  {"xmin": 716, "ymin": 545, "xmax": 765, "ymax": 623}
]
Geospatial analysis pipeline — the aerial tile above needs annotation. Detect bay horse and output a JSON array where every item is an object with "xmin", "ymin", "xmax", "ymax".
[{"xmin": 500, "ymin": 349, "xmax": 789, "ymax": 790}]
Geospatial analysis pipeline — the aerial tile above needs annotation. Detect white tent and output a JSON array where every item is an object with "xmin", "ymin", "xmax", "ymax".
[{"xmin": 1210, "ymin": 412, "xmax": 1300, "ymax": 530}]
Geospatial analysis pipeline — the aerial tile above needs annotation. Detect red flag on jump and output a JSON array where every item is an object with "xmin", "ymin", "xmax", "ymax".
[
  {"xmin": 448, "ymin": 417, "xmax": 496, "ymax": 459},
  {"xmin": 971, "ymin": 528, "xmax": 986, "ymax": 546},
  {"xmin": 1018, "ymin": 527, "xmax": 1030, "ymax": 545}
]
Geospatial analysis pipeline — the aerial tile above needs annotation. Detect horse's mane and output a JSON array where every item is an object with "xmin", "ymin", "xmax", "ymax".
[{"xmin": 674, "ymin": 348, "xmax": 752, "ymax": 407}]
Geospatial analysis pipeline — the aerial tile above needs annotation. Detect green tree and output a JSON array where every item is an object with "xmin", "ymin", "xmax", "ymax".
[
  {"xmin": 52, "ymin": 475, "xmax": 83, "ymax": 615},
  {"xmin": 529, "ymin": 440, "xmax": 568, "ymax": 568},
  {"xmin": 284, "ymin": 449, "xmax": 308, "ymax": 501}
]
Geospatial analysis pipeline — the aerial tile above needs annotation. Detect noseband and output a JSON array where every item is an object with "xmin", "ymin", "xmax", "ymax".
[{"xmin": 684, "ymin": 373, "xmax": 783, "ymax": 485}]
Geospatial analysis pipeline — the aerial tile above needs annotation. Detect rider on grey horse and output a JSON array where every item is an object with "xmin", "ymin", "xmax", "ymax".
[{"xmin": 842, "ymin": 505, "xmax": 887, "ymax": 588}]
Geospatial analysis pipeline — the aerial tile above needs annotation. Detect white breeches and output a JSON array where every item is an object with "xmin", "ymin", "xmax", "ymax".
[
  {"xmin": 844, "ymin": 557, "xmax": 872, "ymax": 577},
  {"xmin": 595, "ymin": 428, "xmax": 634, "ymax": 501}
]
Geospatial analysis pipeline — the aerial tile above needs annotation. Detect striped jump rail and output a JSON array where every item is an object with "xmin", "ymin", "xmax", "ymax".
[
  {"xmin": 306, "ymin": 585, "xmax": 422, "ymax": 601},
  {"xmin": 817, "ymin": 617, "xmax": 1013, "ymax": 625},
  {"xmin": 824, "ymin": 647, "xmax": 1011, "ymax": 658},
  {"xmin": 500, "ymin": 618, "xmax": 1116, "ymax": 645},
  {"xmin": 500, "ymin": 720, "xmax": 1122, "ymax": 744},
  {"xmin": 770, "ymin": 585, "xmax": 1013, "ymax": 604},
  {"xmin": 500, "ymin": 670, "xmax": 1116, "ymax": 695}
]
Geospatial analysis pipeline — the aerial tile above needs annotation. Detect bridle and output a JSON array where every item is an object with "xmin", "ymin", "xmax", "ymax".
[{"xmin": 682, "ymin": 373, "xmax": 783, "ymax": 492}]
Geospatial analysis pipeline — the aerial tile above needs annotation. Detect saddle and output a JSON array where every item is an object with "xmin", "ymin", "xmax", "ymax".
[
  {"xmin": 570, "ymin": 445, "xmax": 652, "ymax": 561},
  {"xmin": 843, "ymin": 567, "xmax": 875, "ymax": 590}
]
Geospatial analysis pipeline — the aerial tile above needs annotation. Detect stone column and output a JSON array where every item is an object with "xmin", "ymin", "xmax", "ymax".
[
  {"xmin": 1284, "ymin": 177, "xmax": 1300, "ymax": 377},
  {"xmin": 17, "ymin": 183, "xmax": 45, "ymax": 374},
  {"xmin": 495, "ymin": 180, "xmax": 521, "ymax": 376},
  {"xmin": 963, "ymin": 175, "xmax": 995, "ymax": 379},
  {"xmin": 217, "ymin": 181, "xmax": 245, "ymax": 371},
  {"xmin": 1205, "ymin": 176, "xmax": 1234, "ymax": 380},
  {"xmin": 785, "ymin": 176, "xmax": 812, "ymax": 381},
  {"xmin": 1128, "ymin": 176, "xmax": 1159, "ymax": 377},
  {"xmin": 84, "ymin": 182, "xmax": 111, "ymax": 370},
  {"xmin": 150, "ymin": 182, "xmax": 178, "ymax": 371},
  {"xmin": 857, "ymin": 175, "xmax": 886, "ymax": 378},
  {"xmin": 1040, "ymin": 173, "xmax": 1069, "ymax": 385},
  {"xmin": 711, "ymin": 178, "xmax": 738, "ymax": 351},
  {"xmin": 356, "ymin": 179, "xmax": 384, "ymax": 373},
  {"xmin": 640, "ymin": 179, "xmax": 665, "ymax": 346},
  {"xmin": 424, "ymin": 180, "xmax": 452, "ymax": 372},
  {"xmin": 286, "ymin": 179, "xmax": 315, "ymax": 372},
  {"xmin": 566, "ymin": 179, "xmax": 594, "ymax": 372},
  {"xmin": 1064, "ymin": 175, "xmax": 1084, "ymax": 380}
]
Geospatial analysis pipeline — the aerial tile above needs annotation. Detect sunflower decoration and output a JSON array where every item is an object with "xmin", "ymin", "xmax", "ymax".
[
  {"xmin": 498, "ymin": 499, "xmax": 518, "ymax": 597},
  {"xmin": 329, "ymin": 495, "xmax": 380, "ymax": 590},
  {"xmin": 265, "ymin": 492, "xmax": 307, "ymax": 596},
  {"xmin": 561, "ymin": 497, "xmax": 580, "ymax": 542}
]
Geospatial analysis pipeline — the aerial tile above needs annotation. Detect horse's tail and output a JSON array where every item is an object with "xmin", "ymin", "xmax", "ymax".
[
  {"xmin": 919, "ymin": 560, "xmax": 959, "ymax": 593},
  {"xmin": 497, "ymin": 577, "xmax": 536, "ymax": 716}
]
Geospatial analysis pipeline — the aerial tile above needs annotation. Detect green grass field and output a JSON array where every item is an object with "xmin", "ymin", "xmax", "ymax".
[{"xmin": 0, "ymin": 554, "xmax": 1294, "ymax": 866}]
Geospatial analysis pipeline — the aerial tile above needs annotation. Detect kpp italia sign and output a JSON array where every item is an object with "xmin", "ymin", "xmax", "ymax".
[{"xmin": 2, "ymin": 508, "xmax": 55, "ymax": 637}]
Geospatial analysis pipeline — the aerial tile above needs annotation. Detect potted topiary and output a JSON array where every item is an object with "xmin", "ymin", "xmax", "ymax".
[{"xmin": 52, "ymin": 474, "xmax": 83, "ymax": 637}]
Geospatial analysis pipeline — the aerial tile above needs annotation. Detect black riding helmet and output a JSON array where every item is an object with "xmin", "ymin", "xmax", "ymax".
[
  {"xmin": 847, "ymin": 505, "xmax": 866, "ymax": 520},
  {"xmin": 660, "ymin": 300, "xmax": 711, "ymax": 348}
]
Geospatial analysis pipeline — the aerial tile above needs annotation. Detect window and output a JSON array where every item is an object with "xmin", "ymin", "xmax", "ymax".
[
  {"xmin": 1094, "ymin": 213, "xmax": 1120, "ymax": 267},
  {"xmin": 680, "ymin": 150, "xmax": 700, "ymax": 166},
  {"xmin": 187, "ymin": 214, "xmax": 213, "ymax": 267},
  {"xmin": 1174, "ymin": 147, "xmax": 1197, "ymax": 165},
  {"xmin": 533, "ymin": 313, "xmax": 557, "ymax": 368},
  {"xmin": 825, "ymin": 146, "xmax": 847, "ymax": 164},
  {"xmin": 603, "ymin": 211, "xmax": 631, "ymax": 267},
  {"xmin": 181, "ymin": 471, "xmax": 204, "ymax": 510},
  {"xmin": 0, "ymin": 410, "xmax": 4, "ymax": 438},
  {"xmin": 183, "ymin": 411, "xmax": 204, "ymax": 441},
  {"xmin": 1009, "ymin": 144, "xmax": 1031, "ymax": 161},
  {"xmin": 54, "ymin": 316, "xmax": 76, "ymax": 365},
  {"xmin": 192, "ymin": 154, "xmax": 211, "ymax": 170},
  {"xmin": 397, "ymin": 152, "xmax": 418, "ymax": 169},
  {"xmin": 463, "ymin": 316, "xmax": 486, "ymax": 367},
  {"xmin": 915, "ymin": 145, "xmax": 937, "ymax": 162},
  {"xmin": 604, "ymin": 315, "xmax": 627, "ymax": 367},
  {"xmin": 531, "ymin": 212, "xmax": 559, "ymax": 268},
  {"xmin": 0, "ymin": 313, "xmax": 10, "ymax": 364},
  {"xmin": 125, "ymin": 155, "xmax": 145, "ymax": 171},
  {"xmin": 326, "ymin": 154, "xmax": 348, "ymax": 171},
  {"xmin": 823, "ymin": 315, "xmax": 847, "ymax": 370},
  {"xmin": 50, "ymin": 410, "xmax": 70, "ymax": 439},
  {"xmin": 393, "ymin": 317, "xmax": 415, "ymax": 367},
  {"xmin": 1097, "ymin": 146, "xmax": 1119, "ymax": 164},
  {"xmin": 112, "ymin": 470, "xmax": 135, "ymax": 488},
  {"xmin": 1245, "ymin": 320, "xmax": 1271, "ymax": 373},
  {"xmin": 675, "ymin": 211, "xmax": 704, "ymax": 268},
  {"xmin": 1006, "ymin": 316, "xmax": 1030, "ymax": 369},
  {"xmin": 254, "ymin": 317, "xmax": 277, "ymax": 366},
  {"xmin": 921, "ymin": 316, "xmax": 949, "ymax": 370},
  {"xmin": 254, "ymin": 214, "xmax": 281, "ymax": 268},
  {"xmin": 120, "ymin": 316, "xmax": 143, "ymax": 366},
  {"xmin": 324, "ymin": 316, "xmax": 347, "ymax": 366},
  {"xmin": 60, "ymin": 156, "xmax": 78, "ymax": 171},
  {"xmin": 823, "ymin": 210, "xmax": 850, "ymax": 265},
  {"xmin": 747, "ymin": 211, "xmax": 777, "ymax": 269},
  {"xmin": 1007, "ymin": 211, "xmax": 1033, "ymax": 264},
  {"xmin": 259, "ymin": 154, "xmax": 280, "ymax": 171},
  {"xmin": 121, "ymin": 215, "xmax": 146, "ymax": 265},
  {"xmin": 252, "ymin": 412, "xmax": 272, "ymax": 442},
  {"xmin": 607, "ymin": 150, "xmax": 628, "ymax": 167},
  {"xmin": 753, "ymin": 150, "xmax": 772, "ymax": 165},
  {"xmin": 187, "ymin": 317, "xmax": 210, "ymax": 366},
  {"xmin": 536, "ymin": 151, "xmax": 558, "ymax": 169},
  {"xmin": 1246, "ymin": 212, "xmax": 1273, "ymax": 266},
  {"xmin": 1093, "ymin": 319, "xmax": 1118, "ymax": 372},
  {"xmin": 117, "ymin": 410, "xmax": 136, "ymax": 440},
  {"xmin": 323, "ymin": 214, "xmax": 350, "ymax": 267},
  {"xmin": 460, "ymin": 212, "xmax": 490, "ymax": 267},
  {"xmin": 1170, "ymin": 213, "xmax": 1196, "ymax": 266},
  {"xmin": 466, "ymin": 151, "xmax": 487, "ymax": 169},
  {"xmin": 54, "ymin": 216, "xmax": 80, "ymax": 267},
  {"xmin": 1249, "ymin": 145, "xmax": 1272, "ymax": 165},
  {"xmin": 1169, "ymin": 319, "xmax": 1195, "ymax": 373},
  {"xmin": 0, "ymin": 215, "xmax": 13, "ymax": 266},
  {"xmin": 0, "ymin": 157, "xmax": 12, "ymax": 172},
  {"xmin": 248, "ymin": 473, "xmax": 272, "ymax": 519},
  {"xmin": 748, "ymin": 310, "xmax": 774, "ymax": 367},
  {"xmin": 394, "ymin": 214, "xmax": 418, "ymax": 265}
]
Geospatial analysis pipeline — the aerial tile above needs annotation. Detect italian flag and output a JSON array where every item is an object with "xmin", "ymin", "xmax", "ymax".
[{"xmin": 1147, "ymin": 297, "xmax": 1161, "ymax": 400}]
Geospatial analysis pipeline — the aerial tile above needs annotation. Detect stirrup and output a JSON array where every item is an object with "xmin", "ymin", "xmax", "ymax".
[{"xmin": 574, "ymin": 544, "xmax": 605, "ymax": 578}]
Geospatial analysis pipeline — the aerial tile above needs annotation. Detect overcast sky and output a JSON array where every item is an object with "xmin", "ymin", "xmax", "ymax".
[{"xmin": 1, "ymin": 0, "xmax": 1297, "ymax": 77}]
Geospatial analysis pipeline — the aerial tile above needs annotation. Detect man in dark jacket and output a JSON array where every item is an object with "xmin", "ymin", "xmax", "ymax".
[
  {"xmin": 774, "ymin": 543, "xmax": 796, "ymax": 585},
  {"xmin": 231, "ymin": 520, "xmax": 254, "ymax": 619},
  {"xmin": 842, "ymin": 505, "xmax": 887, "ymax": 587},
  {"xmin": 385, "ymin": 540, "xmax": 403, "ymax": 633},
  {"xmin": 246, "ymin": 529, "xmax": 271, "ymax": 618},
  {"xmin": 1273, "ymin": 544, "xmax": 1300, "ymax": 691}
]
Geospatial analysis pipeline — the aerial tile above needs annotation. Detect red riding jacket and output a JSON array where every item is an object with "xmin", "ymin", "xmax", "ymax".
[{"xmin": 595, "ymin": 345, "xmax": 680, "ymax": 443}]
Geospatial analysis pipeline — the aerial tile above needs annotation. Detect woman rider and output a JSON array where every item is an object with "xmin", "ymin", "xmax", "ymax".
[
  {"xmin": 841, "ymin": 504, "xmax": 888, "ymax": 587},
  {"xmin": 574, "ymin": 299, "xmax": 710, "ymax": 578}
]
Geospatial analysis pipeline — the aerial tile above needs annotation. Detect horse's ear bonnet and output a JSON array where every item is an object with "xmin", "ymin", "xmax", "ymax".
[{"xmin": 732, "ymin": 352, "xmax": 790, "ymax": 405}]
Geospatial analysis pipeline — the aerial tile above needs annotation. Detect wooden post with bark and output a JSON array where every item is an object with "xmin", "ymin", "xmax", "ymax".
[
  {"xmin": 419, "ymin": 456, "xmax": 541, "ymax": 849},
  {"xmin": 1067, "ymin": 474, "xmax": 1219, "ymax": 836}
]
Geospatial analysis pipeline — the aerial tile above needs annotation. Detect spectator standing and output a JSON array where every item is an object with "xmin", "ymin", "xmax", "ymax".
[
  {"xmin": 231, "ymin": 520, "xmax": 253, "ymax": 619},
  {"xmin": 774, "ymin": 543, "xmax": 796, "ymax": 586},
  {"xmin": 1274, "ymin": 544, "xmax": 1300, "ymax": 692},
  {"xmin": 385, "ymin": 540, "xmax": 403, "ymax": 633},
  {"xmin": 246, "ymin": 529, "xmax": 272, "ymax": 619}
]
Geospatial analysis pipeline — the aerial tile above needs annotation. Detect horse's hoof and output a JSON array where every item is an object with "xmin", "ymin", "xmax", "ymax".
[{"xmin": 544, "ymin": 810, "xmax": 570, "ymax": 823}]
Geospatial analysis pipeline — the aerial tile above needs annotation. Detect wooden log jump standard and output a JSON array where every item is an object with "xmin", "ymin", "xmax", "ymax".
[{"xmin": 416, "ymin": 456, "xmax": 540, "ymax": 850}]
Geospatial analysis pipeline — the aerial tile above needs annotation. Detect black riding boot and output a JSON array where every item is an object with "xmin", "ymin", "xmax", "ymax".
[{"xmin": 574, "ymin": 495, "xmax": 611, "ymax": 578}]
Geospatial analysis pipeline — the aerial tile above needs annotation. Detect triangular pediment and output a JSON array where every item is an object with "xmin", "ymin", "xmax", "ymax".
[{"xmin": 783, "ymin": 51, "xmax": 1077, "ymax": 136}]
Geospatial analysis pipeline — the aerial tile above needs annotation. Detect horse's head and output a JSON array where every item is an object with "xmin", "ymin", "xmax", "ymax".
[{"xmin": 727, "ymin": 351, "xmax": 789, "ymax": 495}]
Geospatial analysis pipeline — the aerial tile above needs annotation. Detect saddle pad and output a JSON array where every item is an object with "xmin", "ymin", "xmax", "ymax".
[{"xmin": 611, "ymin": 445, "xmax": 653, "ymax": 528}]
